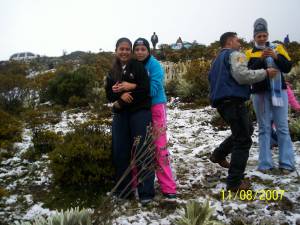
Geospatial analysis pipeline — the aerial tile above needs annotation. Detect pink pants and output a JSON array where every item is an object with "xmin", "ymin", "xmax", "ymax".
[
  {"xmin": 131, "ymin": 103, "xmax": 176, "ymax": 194},
  {"xmin": 151, "ymin": 103, "xmax": 176, "ymax": 194}
]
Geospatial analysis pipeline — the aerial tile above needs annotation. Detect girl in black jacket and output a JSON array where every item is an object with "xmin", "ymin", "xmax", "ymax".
[{"xmin": 105, "ymin": 38, "xmax": 155, "ymax": 204}]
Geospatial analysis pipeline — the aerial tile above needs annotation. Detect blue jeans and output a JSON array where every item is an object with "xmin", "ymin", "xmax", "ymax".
[{"xmin": 252, "ymin": 91, "xmax": 295, "ymax": 170}]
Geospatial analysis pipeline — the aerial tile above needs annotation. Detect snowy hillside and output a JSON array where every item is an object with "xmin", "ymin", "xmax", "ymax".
[{"xmin": 0, "ymin": 106, "xmax": 300, "ymax": 225}]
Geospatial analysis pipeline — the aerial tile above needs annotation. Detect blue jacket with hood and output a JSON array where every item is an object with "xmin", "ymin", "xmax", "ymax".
[{"xmin": 145, "ymin": 55, "xmax": 167, "ymax": 105}]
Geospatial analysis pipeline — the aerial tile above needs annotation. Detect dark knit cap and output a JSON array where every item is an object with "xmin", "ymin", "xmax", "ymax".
[
  {"xmin": 253, "ymin": 18, "xmax": 268, "ymax": 37},
  {"xmin": 133, "ymin": 38, "xmax": 151, "ymax": 53},
  {"xmin": 116, "ymin": 37, "xmax": 132, "ymax": 50}
]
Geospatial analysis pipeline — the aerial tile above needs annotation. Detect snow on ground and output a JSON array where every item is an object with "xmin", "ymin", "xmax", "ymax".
[
  {"xmin": 52, "ymin": 111, "xmax": 91, "ymax": 134},
  {"xmin": 0, "ymin": 110, "xmax": 91, "ymax": 224},
  {"xmin": 110, "ymin": 106, "xmax": 300, "ymax": 225},
  {"xmin": 23, "ymin": 203, "xmax": 53, "ymax": 220},
  {"xmin": 0, "ymin": 106, "xmax": 300, "ymax": 224}
]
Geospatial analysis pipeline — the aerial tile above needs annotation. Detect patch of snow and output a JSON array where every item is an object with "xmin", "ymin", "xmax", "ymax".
[
  {"xmin": 23, "ymin": 203, "xmax": 54, "ymax": 220},
  {"xmin": 5, "ymin": 195, "xmax": 18, "ymax": 205}
]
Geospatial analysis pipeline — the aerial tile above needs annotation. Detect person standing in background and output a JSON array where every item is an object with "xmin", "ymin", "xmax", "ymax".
[{"xmin": 151, "ymin": 32, "xmax": 159, "ymax": 50}]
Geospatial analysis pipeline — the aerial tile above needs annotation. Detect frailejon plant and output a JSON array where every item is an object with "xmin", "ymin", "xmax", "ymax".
[
  {"xmin": 175, "ymin": 200, "xmax": 224, "ymax": 225},
  {"xmin": 14, "ymin": 207, "xmax": 91, "ymax": 225}
]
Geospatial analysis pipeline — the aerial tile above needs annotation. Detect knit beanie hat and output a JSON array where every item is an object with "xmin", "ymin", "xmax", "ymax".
[
  {"xmin": 133, "ymin": 38, "xmax": 151, "ymax": 53},
  {"xmin": 253, "ymin": 18, "xmax": 268, "ymax": 37}
]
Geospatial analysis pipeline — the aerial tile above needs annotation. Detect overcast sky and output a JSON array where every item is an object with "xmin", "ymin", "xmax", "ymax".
[{"xmin": 0, "ymin": 0, "xmax": 299, "ymax": 60}]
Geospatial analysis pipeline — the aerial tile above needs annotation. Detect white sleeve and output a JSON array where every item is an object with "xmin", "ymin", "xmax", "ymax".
[{"xmin": 230, "ymin": 51, "xmax": 267, "ymax": 85}]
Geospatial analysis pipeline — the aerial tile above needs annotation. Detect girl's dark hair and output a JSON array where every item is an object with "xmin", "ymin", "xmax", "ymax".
[
  {"xmin": 111, "ymin": 37, "xmax": 132, "ymax": 81},
  {"xmin": 115, "ymin": 37, "xmax": 132, "ymax": 50}
]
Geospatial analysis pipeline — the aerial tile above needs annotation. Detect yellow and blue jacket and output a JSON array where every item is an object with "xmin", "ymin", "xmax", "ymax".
[{"xmin": 245, "ymin": 43, "xmax": 292, "ymax": 93}]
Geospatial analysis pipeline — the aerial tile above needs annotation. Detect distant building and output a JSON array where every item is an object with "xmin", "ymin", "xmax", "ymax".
[
  {"xmin": 10, "ymin": 52, "xmax": 37, "ymax": 61},
  {"xmin": 170, "ymin": 41, "xmax": 193, "ymax": 50},
  {"xmin": 170, "ymin": 37, "xmax": 194, "ymax": 50}
]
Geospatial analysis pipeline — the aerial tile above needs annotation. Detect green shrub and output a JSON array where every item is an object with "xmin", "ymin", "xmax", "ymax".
[
  {"xmin": 0, "ymin": 61, "xmax": 28, "ymax": 76},
  {"xmin": 87, "ymin": 86, "xmax": 109, "ymax": 116},
  {"xmin": 0, "ymin": 62, "xmax": 29, "ymax": 113},
  {"xmin": 22, "ymin": 130, "xmax": 63, "ymax": 161},
  {"xmin": 33, "ymin": 130, "xmax": 62, "ymax": 153},
  {"xmin": 46, "ymin": 66, "xmax": 97, "ymax": 106},
  {"xmin": 43, "ymin": 107, "xmax": 63, "ymax": 125},
  {"xmin": 165, "ymin": 77, "xmax": 181, "ymax": 97},
  {"xmin": 68, "ymin": 95, "xmax": 88, "ymax": 108},
  {"xmin": 285, "ymin": 42, "xmax": 300, "ymax": 66},
  {"xmin": 176, "ymin": 78, "xmax": 194, "ymax": 101},
  {"xmin": 14, "ymin": 207, "xmax": 91, "ymax": 225},
  {"xmin": 49, "ymin": 120, "xmax": 113, "ymax": 187},
  {"xmin": 164, "ymin": 59, "xmax": 210, "ymax": 105},
  {"xmin": 28, "ymin": 72, "xmax": 56, "ymax": 104},
  {"xmin": 286, "ymin": 61, "xmax": 300, "ymax": 88},
  {"xmin": 22, "ymin": 108, "xmax": 46, "ymax": 131},
  {"xmin": 22, "ymin": 107, "xmax": 62, "ymax": 131},
  {"xmin": 0, "ymin": 148, "xmax": 14, "ymax": 162},
  {"xmin": 0, "ymin": 74, "xmax": 29, "ymax": 114},
  {"xmin": 181, "ymin": 59, "xmax": 210, "ymax": 103},
  {"xmin": 289, "ymin": 117, "xmax": 300, "ymax": 142},
  {"xmin": 0, "ymin": 110, "xmax": 22, "ymax": 149}
]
